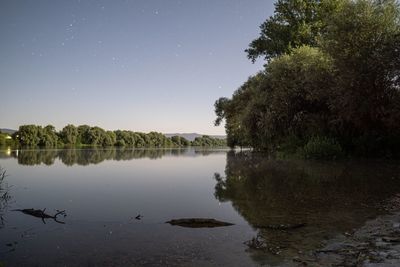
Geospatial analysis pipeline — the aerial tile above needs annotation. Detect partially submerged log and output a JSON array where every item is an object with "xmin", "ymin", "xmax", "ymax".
[
  {"xmin": 12, "ymin": 208, "xmax": 66, "ymax": 224},
  {"xmin": 166, "ymin": 218, "xmax": 234, "ymax": 228}
]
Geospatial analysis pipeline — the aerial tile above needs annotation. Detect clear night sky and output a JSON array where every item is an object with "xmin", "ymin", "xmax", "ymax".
[{"xmin": 0, "ymin": 0, "xmax": 275, "ymax": 135}]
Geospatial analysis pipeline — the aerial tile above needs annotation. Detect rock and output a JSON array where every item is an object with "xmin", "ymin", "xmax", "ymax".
[{"xmin": 165, "ymin": 218, "xmax": 234, "ymax": 228}]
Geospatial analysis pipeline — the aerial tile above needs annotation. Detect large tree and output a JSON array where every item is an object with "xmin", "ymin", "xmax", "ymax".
[
  {"xmin": 320, "ymin": 0, "xmax": 400, "ymax": 143},
  {"xmin": 60, "ymin": 124, "xmax": 78, "ymax": 145},
  {"xmin": 216, "ymin": 0, "xmax": 400, "ymax": 156},
  {"xmin": 246, "ymin": 0, "xmax": 322, "ymax": 62}
]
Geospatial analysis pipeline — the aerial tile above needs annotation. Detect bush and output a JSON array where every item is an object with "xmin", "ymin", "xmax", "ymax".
[{"xmin": 299, "ymin": 136, "xmax": 343, "ymax": 160}]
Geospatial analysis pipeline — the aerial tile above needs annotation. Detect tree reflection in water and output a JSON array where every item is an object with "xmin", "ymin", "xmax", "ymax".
[
  {"xmin": 214, "ymin": 151, "xmax": 400, "ymax": 263},
  {"xmin": 0, "ymin": 166, "xmax": 11, "ymax": 229},
  {"xmin": 0, "ymin": 147, "xmax": 226, "ymax": 166}
]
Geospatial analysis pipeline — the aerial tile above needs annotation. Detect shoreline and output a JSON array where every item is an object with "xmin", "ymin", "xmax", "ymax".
[{"xmin": 294, "ymin": 195, "xmax": 400, "ymax": 266}]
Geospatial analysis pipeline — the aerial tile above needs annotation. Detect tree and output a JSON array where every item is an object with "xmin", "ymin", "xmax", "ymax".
[
  {"xmin": 320, "ymin": 0, "xmax": 400, "ymax": 144},
  {"xmin": 104, "ymin": 131, "xmax": 116, "ymax": 147},
  {"xmin": 246, "ymin": 0, "xmax": 322, "ymax": 62},
  {"xmin": 60, "ymin": 124, "xmax": 78, "ymax": 145},
  {"xmin": 214, "ymin": 73, "xmax": 265, "ymax": 148},
  {"xmin": 255, "ymin": 46, "xmax": 335, "ymax": 148},
  {"xmin": 77, "ymin": 125, "xmax": 91, "ymax": 145},
  {"xmin": 191, "ymin": 135, "xmax": 227, "ymax": 147},
  {"xmin": 0, "ymin": 133, "xmax": 6, "ymax": 146},
  {"xmin": 171, "ymin": 136, "xmax": 190, "ymax": 147},
  {"xmin": 17, "ymin": 125, "xmax": 41, "ymax": 146},
  {"xmin": 39, "ymin": 125, "xmax": 58, "ymax": 147},
  {"xmin": 215, "ymin": 0, "xmax": 400, "ymax": 157},
  {"xmin": 87, "ymin": 126, "xmax": 106, "ymax": 146}
]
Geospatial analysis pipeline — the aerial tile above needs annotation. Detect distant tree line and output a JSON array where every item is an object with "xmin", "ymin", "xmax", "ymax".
[
  {"xmin": 11, "ymin": 124, "xmax": 226, "ymax": 148},
  {"xmin": 215, "ymin": 0, "xmax": 400, "ymax": 158}
]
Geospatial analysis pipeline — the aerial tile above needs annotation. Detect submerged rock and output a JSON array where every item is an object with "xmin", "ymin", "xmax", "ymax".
[{"xmin": 165, "ymin": 218, "xmax": 234, "ymax": 228}]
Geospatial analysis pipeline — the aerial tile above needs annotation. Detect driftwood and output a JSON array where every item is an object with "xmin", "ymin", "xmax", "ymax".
[
  {"xmin": 12, "ymin": 208, "xmax": 66, "ymax": 224},
  {"xmin": 255, "ymin": 223, "xmax": 306, "ymax": 230},
  {"xmin": 166, "ymin": 218, "xmax": 234, "ymax": 228}
]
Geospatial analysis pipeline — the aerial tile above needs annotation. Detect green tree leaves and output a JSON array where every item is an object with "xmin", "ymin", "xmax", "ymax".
[
  {"xmin": 14, "ymin": 124, "xmax": 226, "ymax": 148},
  {"xmin": 217, "ymin": 0, "xmax": 400, "ymax": 157},
  {"xmin": 246, "ymin": 0, "xmax": 322, "ymax": 62}
]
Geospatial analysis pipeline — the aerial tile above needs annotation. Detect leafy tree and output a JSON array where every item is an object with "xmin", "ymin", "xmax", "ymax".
[
  {"xmin": 320, "ymin": 0, "xmax": 400, "ymax": 145},
  {"xmin": 246, "ymin": 0, "xmax": 322, "ymax": 62},
  {"xmin": 0, "ymin": 133, "xmax": 6, "ymax": 146},
  {"xmin": 191, "ymin": 135, "xmax": 227, "ymax": 147},
  {"xmin": 216, "ymin": 0, "xmax": 400, "ymax": 157},
  {"xmin": 60, "ymin": 124, "xmax": 78, "ymax": 145},
  {"xmin": 39, "ymin": 125, "xmax": 58, "ymax": 147},
  {"xmin": 87, "ymin": 127, "xmax": 107, "ymax": 146},
  {"xmin": 214, "ymin": 73, "xmax": 265, "ymax": 148},
  {"xmin": 171, "ymin": 136, "xmax": 190, "ymax": 147},
  {"xmin": 138, "ymin": 132, "xmax": 151, "ymax": 147},
  {"xmin": 253, "ymin": 46, "xmax": 334, "ymax": 149},
  {"xmin": 134, "ymin": 133, "xmax": 146, "ymax": 147},
  {"xmin": 77, "ymin": 125, "xmax": 91, "ymax": 145},
  {"xmin": 104, "ymin": 131, "xmax": 116, "ymax": 147},
  {"xmin": 17, "ymin": 125, "xmax": 41, "ymax": 146}
]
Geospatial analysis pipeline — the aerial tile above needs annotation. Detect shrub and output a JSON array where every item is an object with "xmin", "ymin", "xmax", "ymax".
[{"xmin": 299, "ymin": 136, "xmax": 343, "ymax": 160}]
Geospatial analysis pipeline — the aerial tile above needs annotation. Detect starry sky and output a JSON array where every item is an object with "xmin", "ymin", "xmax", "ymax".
[{"xmin": 0, "ymin": 0, "xmax": 275, "ymax": 135}]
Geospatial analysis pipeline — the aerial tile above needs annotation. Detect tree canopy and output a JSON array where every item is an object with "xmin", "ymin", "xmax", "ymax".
[
  {"xmin": 216, "ymin": 0, "xmax": 400, "ymax": 158},
  {"xmin": 13, "ymin": 124, "xmax": 225, "ymax": 148}
]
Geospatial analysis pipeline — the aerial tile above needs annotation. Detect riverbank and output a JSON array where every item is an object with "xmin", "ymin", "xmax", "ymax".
[{"xmin": 294, "ymin": 194, "xmax": 400, "ymax": 266}]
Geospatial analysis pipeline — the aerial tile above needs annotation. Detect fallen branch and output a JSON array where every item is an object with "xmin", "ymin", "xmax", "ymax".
[{"xmin": 12, "ymin": 208, "xmax": 67, "ymax": 224}]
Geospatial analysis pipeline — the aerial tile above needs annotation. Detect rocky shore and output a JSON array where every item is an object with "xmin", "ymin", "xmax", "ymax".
[{"xmin": 294, "ymin": 195, "xmax": 400, "ymax": 266}]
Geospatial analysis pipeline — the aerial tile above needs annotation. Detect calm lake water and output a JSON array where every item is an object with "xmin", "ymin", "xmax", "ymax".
[{"xmin": 1, "ymin": 148, "xmax": 400, "ymax": 266}]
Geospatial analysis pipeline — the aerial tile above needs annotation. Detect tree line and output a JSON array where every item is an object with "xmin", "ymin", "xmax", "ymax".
[
  {"xmin": 11, "ymin": 124, "xmax": 226, "ymax": 148},
  {"xmin": 215, "ymin": 0, "xmax": 400, "ymax": 158}
]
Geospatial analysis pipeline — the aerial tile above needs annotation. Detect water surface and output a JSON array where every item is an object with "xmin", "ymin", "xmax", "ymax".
[{"xmin": 0, "ymin": 148, "xmax": 399, "ymax": 266}]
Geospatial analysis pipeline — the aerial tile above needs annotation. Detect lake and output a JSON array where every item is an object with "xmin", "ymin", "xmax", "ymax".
[{"xmin": 1, "ymin": 148, "xmax": 400, "ymax": 266}]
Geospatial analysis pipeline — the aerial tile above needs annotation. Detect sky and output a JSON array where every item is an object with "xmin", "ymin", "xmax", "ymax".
[{"xmin": 0, "ymin": 0, "xmax": 275, "ymax": 135}]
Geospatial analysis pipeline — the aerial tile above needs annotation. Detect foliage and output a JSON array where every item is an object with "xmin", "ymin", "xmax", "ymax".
[
  {"xmin": 0, "ymin": 133, "xmax": 14, "ymax": 147},
  {"xmin": 60, "ymin": 124, "xmax": 78, "ymax": 145},
  {"xmin": 320, "ymin": 0, "xmax": 400, "ymax": 145},
  {"xmin": 191, "ymin": 135, "xmax": 227, "ymax": 147},
  {"xmin": 17, "ymin": 125, "xmax": 41, "ymax": 146},
  {"xmin": 245, "ymin": 0, "xmax": 322, "ymax": 62},
  {"xmin": 170, "ymin": 136, "xmax": 190, "ymax": 147},
  {"xmin": 298, "ymin": 136, "xmax": 343, "ymax": 159},
  {"xmin": 215, "ymin": 73, "xmax": 265, "ymax": 148},
  {"xmin": 12, "ymin": 124, "xmax": 226, "ymax": 148},
  {"xmin": 215, "ymin": 0, "xmax": 400, "ymax": 158}
]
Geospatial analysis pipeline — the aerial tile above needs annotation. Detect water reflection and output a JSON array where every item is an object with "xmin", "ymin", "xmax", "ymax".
[
  {"xmin": 0, "ymin": 166, "xmax": 12, "ymax": 229},
  {"xmin": 214, "ymin": 151, "xmax": 400, "ymax": 263},
  {"xmin": 0, "ymin": 147, "xmax": 227, "ymax": 166}
]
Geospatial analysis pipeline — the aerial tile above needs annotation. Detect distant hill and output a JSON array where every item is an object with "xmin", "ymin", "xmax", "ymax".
[
  {"xmin": 164, "ymin": 133, "xmax": 226, "ymax": 141},
  {"xmin": 0, "ymin": 128, "xmax": 16, "ymax": 135}
]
